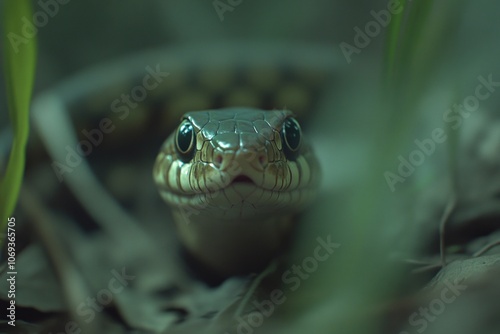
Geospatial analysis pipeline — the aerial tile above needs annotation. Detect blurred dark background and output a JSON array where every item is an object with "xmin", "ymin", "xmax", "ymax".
[
  {"xmin": 2, "ymin": 0, "xmax": 500, "ymax": 143},
  {"xmin": 2, "ymin": 1, "xmax": 500, "ymax": 333}
]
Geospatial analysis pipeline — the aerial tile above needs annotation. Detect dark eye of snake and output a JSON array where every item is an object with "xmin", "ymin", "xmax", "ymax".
[
  {"xmin": 175, "ymin": 119, "xmax": 196, "ymax": 163},
  {"xmin": 281, "ymin": 117, "xmax": 302, "ymax": 160}
]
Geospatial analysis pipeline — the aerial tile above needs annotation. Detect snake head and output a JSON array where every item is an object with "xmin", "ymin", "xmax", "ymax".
[
  {"xmin": 153, "ymin": 107, "xmax": 320, "ymax": 221},
  {"xmin": 153, "ymin": 107, "xmax": 321, "ymax": 276}
]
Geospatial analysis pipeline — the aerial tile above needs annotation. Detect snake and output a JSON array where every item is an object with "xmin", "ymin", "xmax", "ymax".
[
  {"xmin": 153, "ymin": 107, "xmax": 320, "ymax": 276},
  {"xmin": 30, "ymin": 43, "xmax": 337, "ymax": 277}
]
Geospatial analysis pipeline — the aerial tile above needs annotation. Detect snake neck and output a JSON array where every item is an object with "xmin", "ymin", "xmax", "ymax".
[{"xmin": 172, "ymin": 208, "xmax": 295, "ymax": 276}]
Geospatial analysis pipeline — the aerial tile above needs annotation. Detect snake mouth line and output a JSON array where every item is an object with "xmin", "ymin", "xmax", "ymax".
[
  {"xmin": 164, "ymin": 182, "xmax": 263, "ymax": 199},
  {"xmin": 165, "ymin": 180, "xmax": 298, "ymax": 199},
  {"xmin": 161, "ymin": 172, "xmax": 315, "ymax": 200},
  {"xmin": 160, "ymin": 182, "xmax": 313, "ymax": 208}
]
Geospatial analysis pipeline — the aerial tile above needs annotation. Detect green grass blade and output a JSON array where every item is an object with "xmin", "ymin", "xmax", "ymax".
[
  {"xmin": 384, "ymin": 0, "xmax": 407, "ymax": 90},
  {"xmin": 0, "ymin": 0, "xmax": 37, "ymax": 237}
]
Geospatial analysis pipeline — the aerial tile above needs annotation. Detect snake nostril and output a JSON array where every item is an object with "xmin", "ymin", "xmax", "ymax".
[
  {"xmin": 214, "ymin": 154, "xmax": 223, "ymax": 167},
  {"xmin": 258, "ymin": 154, "xmax": 267, "ymax": 167}
]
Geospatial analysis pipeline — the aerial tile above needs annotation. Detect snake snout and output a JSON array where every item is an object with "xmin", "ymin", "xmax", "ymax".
[
  {"xmin": 212, "ymin": 149, "xmax": 268, "ymax": 171},
  {"xmin": 211, "ymin": 149, "xmax": 269, "ymax": 188}
]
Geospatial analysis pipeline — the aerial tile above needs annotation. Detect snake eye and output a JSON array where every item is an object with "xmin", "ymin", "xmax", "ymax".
[
  {"xmin": 281, "ymin": 117, "xmax": 302, "ymax": 160},
  {"xmin": 175, "ymin": 120, "xmax": 196, "ymax": 163}
]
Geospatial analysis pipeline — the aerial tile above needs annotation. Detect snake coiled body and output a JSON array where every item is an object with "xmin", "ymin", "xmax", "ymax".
[{"xmin": 38, "ymin": 43, "xmax": 337, "ymax": 276}]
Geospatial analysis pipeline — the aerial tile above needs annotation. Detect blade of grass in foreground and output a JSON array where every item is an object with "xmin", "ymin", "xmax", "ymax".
[
  {"xmin": 282, "ymin": 2, "xmax": 465, "ymax": 333},
  {"xmin": 384, "ymin": 0, "xmax": 408, "ymax": 91},
  {"xmin": 0, "ymin": 0, "xmax": 37, "ymax": 241}
]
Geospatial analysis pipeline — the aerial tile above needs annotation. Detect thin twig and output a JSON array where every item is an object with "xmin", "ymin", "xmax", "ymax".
[
  {"xmin": 234, "ymin": 260, "xmax": 278, "ymax": 318},
  {"xmin": 439, "ymin": 196, "xmax": 456, "ymax": 267},
  {"xmin": 473, "ymin": 239, "xmax": 500, "ymax": 257},
  {"xmin": 411, "ymin": 263, "xmax": 443, "ymax": 274},
  {"xmin": 20, "ymin": 185, "xmax": 99, "ymax": 333},
  {"xmin": 403, "ymin": 258, "xmax": 435, "ymax": 265}
]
